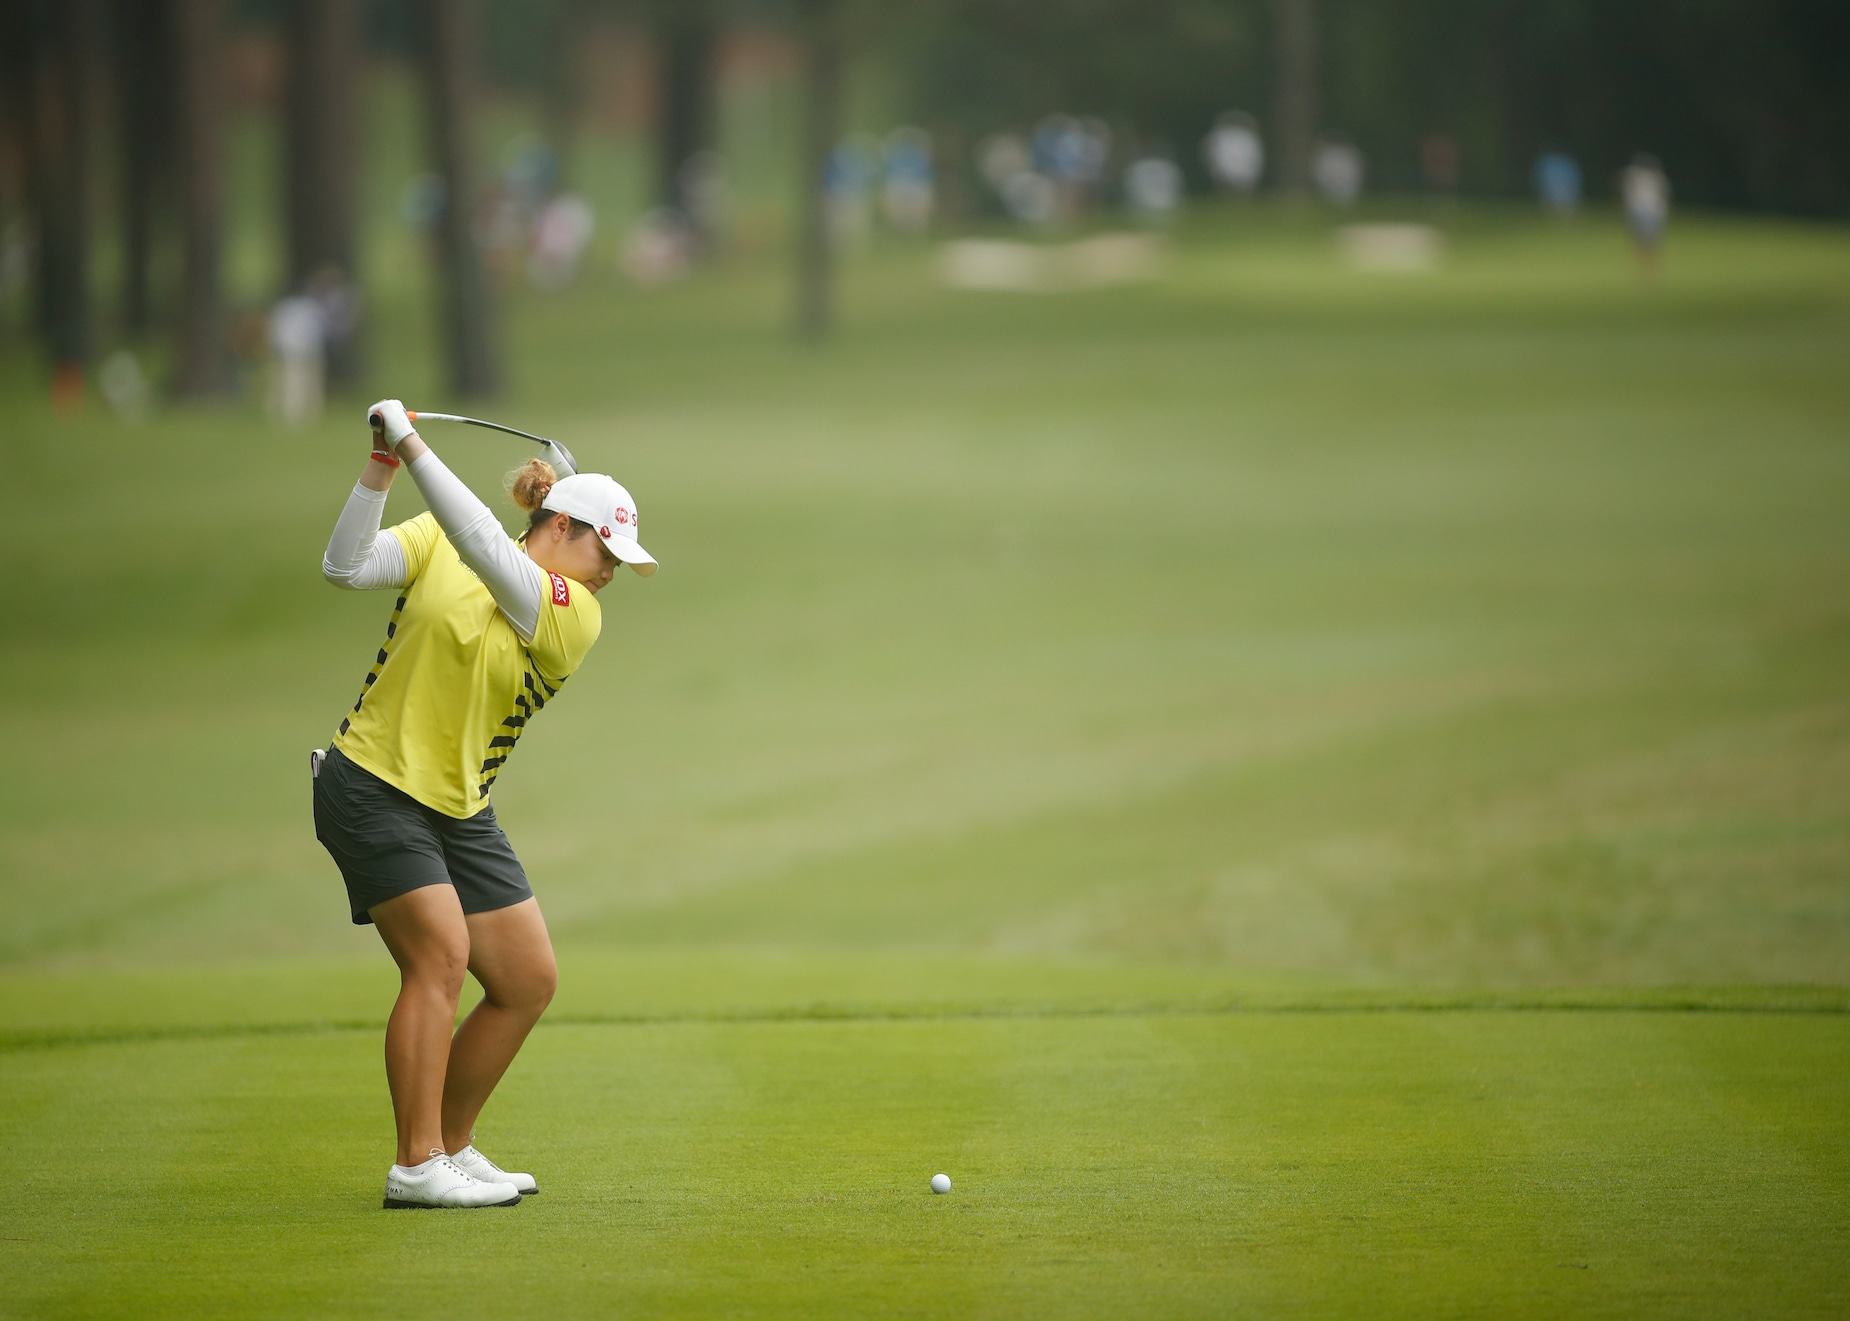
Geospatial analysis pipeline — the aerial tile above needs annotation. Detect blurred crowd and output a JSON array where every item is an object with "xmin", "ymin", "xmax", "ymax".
[
  {"xmin": 4, "ymin": 0, "xmax": 1778, "ymax": 418},
  {"xmin": 107, "ymin": 96, "xmax": 1680, "ymax": 428}
]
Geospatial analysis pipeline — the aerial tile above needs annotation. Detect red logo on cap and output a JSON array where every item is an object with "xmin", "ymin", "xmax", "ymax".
[
  {"xmin": 599, "ymin": 525, "xmax": 611, "ymax": 538},
  {"xmin": 616, "ymin": 508, "xmax": 631, "ymax": 526},
  {"xmin": 549, "ymin": 572, "xmax": 571, "ymax": 606}
]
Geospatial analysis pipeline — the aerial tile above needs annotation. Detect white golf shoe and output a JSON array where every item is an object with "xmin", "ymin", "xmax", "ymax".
[
  {"xmin": 450, "ymin": 1144, "xmax": 540, "ymax": 1196},
  {"xmin": 383, "ymin": 1150, "xmax": 522, "ymax": 1209}
]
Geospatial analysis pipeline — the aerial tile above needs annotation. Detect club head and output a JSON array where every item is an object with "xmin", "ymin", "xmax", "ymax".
[{"xmin": 543, "ymin": 439, "xmax": 578, "ymax": 478}]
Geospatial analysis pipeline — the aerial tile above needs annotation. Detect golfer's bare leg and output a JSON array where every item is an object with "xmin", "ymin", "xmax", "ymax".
[
  {"xmin": 370, "ymin": 885, "xmax": 470, "ymax": 1167},
  {"xmin": 442, "ymin": 897, "xmax": 557, "ymax": 1152}
]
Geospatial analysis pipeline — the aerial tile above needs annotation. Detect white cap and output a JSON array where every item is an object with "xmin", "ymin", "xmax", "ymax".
[{"xmin": 541, "ymin": 473, "xmax": 657, "ymax": 576}]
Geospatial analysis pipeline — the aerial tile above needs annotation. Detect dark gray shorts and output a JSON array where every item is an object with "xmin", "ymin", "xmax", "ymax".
[{"xmin": 312, "ymin": 746, "xmax": 534, "ymax": 925}]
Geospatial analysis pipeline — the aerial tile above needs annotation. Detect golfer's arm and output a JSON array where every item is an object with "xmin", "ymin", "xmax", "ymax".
[
  {"xmin": 403, "ymin": 446, "xmax": 544, "ymax": 641},
  {"xmin": 322, "ymin": 477, "xmax": 409, "ymax": 590}
]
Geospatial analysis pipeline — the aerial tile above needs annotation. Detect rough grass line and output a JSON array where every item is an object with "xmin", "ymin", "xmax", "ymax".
[{"xmin": 6, "ymin": 988, "xmax": 1847, "ymax": 1053}]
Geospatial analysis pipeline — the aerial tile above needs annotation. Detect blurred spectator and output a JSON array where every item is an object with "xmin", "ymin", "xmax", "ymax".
[
  {"xmin": 1039, "ymin": 115, "xmax": 1111, "ymax": 219},
  {"xmin": 1076, "ymin": 119, "xmax": 1113, "ymax": 188},
  {"xmin": 99, "ymin": 349, "xmax": 152, "ymax": 423},
  {"xmin": 1031, "ymin": 116, "xmax": 1074, "ymax": 179},
  {"xmin": 1124, "ymin": 154, "xmax": 1183, "ymax": 217},
  {"xmin": 1621, "ymin": 153, "xmax": 1671, "ymax": 271},
  {"xmin": 1313, "ymin": 141, "xmax": 1364, "ymax": 206},
  {"xmin": 977, "ymin": 132, "xmax": 1030, "ymax": 194},
  {"xmin": 267, "ymin": 293, "xmax": 325, "ymax": 426},
  {"xmin": 528, "ymin": 194, "xmax": 596, "ymax": 290},
  {"xmin": 473, "ymin": 179, "xmax": 526, "ymax": 282},
  {"xmin": 1420, "ymin": 134, "xmax": 1460, "ymax": 192},
  {"xmin": 1204, "ymin": 112, "xmax": 1265, "ymax": 194},
  {"xmin": 1533, "ymin": 153, "xmax": 1583, "ymax": 215},
  {"xmin": 623, "ymin": 208, "xmax": 693, "ymax": 287},
  {"xmin": 1002, "ymin": 170, "xmax": 1058, "ymax": 225},
  {"xmin": 978, "ymin": 132, "xmax": 1059, "ymax": 224},
  {"xmin": 883, "ymin": 128, "xmax": 935, "ymax": 235},
  {"xmin": 504, "ymin": 138, "xmax": 561, "ymax": 213},
  {"xmin": 826, "ymin": 136, "xmax": 879, "ymax": 247}
]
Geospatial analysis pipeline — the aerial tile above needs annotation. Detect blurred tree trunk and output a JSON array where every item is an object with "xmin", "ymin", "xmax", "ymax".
[
  {"xmin": 283, "ymin": 0, "xmax": 361, "ymax": 384},
  {"xmin": 0, "ymin": 3, "xmax": 38, "ymax": 343},
  {"xmin": 655, "ymin": 3, "xmax": 715, "ymax": 239},
  {"xmin": 116, "ymin": 0, "xmax": 174, "ymax": 335},
  {"xmin": 172, "ymin": 0, "xmax": 226, "ymax": 397},
  {"xmin": 793, "ymin": 0, "xmax": 840, "ymax": 342},
  {"xmin": 418, "ymin": 0, "xmax": 499, "ymax": 398},
  {"xmin": 1482, "ymin": 6, "xmax": 1535, "ymax": 198},
  {"xmin": 8, "ymin": 0, "xmax": 101, "ymax": 376},
  {"xmin": 1270, "ymin": 0, "xmax": 1316, "ymax": 196}
]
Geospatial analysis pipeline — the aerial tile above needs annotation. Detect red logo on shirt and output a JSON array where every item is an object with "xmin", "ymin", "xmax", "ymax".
[{"xmin": 549, "ymin": 572, "xmax": 571, "ymax": 606}]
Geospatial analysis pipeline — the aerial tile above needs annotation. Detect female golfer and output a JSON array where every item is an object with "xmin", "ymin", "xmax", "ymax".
[{"xmin": 315, "ymin": 399, "xmax": 654, "ymax": 1209}]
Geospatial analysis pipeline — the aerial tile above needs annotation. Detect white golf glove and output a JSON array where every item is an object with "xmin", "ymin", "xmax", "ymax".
[{"xmin": 367, "ymin": 398, "xmax": 416, "ymax": 449}]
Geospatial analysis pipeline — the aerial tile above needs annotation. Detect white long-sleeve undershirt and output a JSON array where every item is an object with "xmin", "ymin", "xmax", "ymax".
[
  {"xmin": 320, "ymin": 453, "xmax": 545, "ymax": 641},
  {"xmin": 321, "ymin": 481, "xmax": 407, "ymax": 591}
]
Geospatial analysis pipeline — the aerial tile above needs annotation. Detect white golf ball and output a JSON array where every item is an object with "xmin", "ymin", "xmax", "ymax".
[{"xmin": 931, "ymin": 1173, "xmax": 952, "ymax": 1194}]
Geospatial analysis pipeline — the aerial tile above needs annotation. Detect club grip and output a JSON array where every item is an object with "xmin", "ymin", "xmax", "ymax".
[{"xmin": 368, "ymin": 411, "xmax": 381, "ymax": 428}]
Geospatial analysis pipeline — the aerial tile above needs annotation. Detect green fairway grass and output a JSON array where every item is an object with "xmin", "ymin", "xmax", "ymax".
[
  {"xmin": 2, "ymin": 207, "xmax": 1848, "ymax": 1313},
  {"xmin": 6, "ymin": 1000, "xmax": 1849, "ymax": 1317}
]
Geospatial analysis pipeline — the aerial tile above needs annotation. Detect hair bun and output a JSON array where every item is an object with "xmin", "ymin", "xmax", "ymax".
[{"xmin": 505, "ymin": 458, "xmax": 559, "ymax": 512}]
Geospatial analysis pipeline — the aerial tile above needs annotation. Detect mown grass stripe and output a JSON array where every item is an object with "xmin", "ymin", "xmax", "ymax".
[{"xmin": 6, "ymin": 988, "xmax": 1847, "ymax": 1053}]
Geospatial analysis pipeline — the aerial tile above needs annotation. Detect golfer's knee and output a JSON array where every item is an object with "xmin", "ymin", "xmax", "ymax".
[
  {"xmin": 487, "ymin": 958, "xmax": 556, "ymax": 1015},
  {"xmin": 531, "ymin": 960, "xmax": 558, "ymax": 1011},
  {"xmin": 517, "ymin": 961, "xmax": 559, "ymax": 1015},
  {"xmin": 405, "ymin": 941, "xmax": 470, "ymax": 999}
]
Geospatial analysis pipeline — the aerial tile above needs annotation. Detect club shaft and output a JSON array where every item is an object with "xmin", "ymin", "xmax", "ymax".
[
  {"xmin": 410, "ymin": 412, "xmax": 554, "ymax": 447},
  {"xmin": 369, "ymin": 408, "xmax": 578, "ymax": 476}
]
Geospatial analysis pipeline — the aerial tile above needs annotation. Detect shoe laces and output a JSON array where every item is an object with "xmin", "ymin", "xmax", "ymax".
[
  {"xmin": 457, "ymin": 1143, "xmax": 505, "ymax": 1174},
  {"xmin": 426, "ymin": 1149, "xmax": 476, "ymax": 1183}
]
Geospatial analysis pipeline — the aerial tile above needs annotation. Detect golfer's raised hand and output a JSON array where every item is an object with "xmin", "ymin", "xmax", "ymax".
[{"xmin": 368, "ymin": 398, "xmax": 415, "ymax": 452}]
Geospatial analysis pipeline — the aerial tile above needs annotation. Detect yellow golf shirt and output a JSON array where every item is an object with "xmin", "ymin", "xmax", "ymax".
[{"xmin": 332, "ymin": 512, "xmax": 602, "ymax": 817}]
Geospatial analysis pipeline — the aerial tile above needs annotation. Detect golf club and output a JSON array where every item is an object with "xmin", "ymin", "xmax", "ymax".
[{"xmin": 369, "ymin": 407, "xmax": 579, "ymax": 477}]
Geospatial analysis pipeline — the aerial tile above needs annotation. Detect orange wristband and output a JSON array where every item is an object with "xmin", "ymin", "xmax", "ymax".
[{"xmin": 370, "ymin": 448, "xmax": 401, "ymax": 469}]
